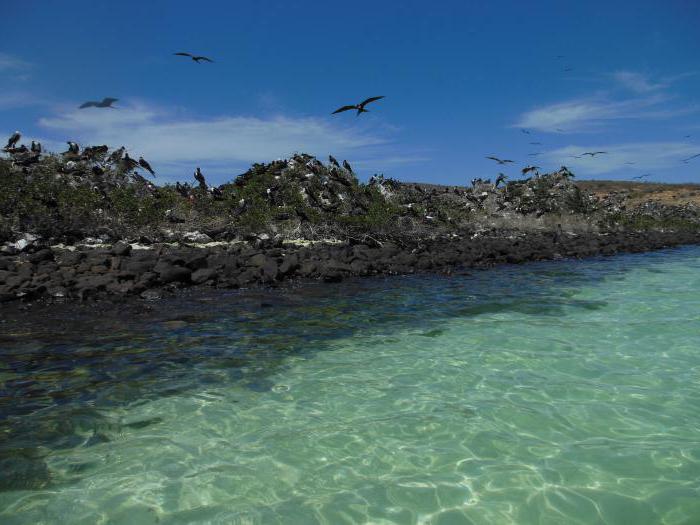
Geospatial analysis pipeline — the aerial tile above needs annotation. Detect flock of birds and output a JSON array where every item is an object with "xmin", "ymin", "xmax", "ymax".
[{"xmin": 2, "ymin": 51, "xmax": 699, "ymax": 190}]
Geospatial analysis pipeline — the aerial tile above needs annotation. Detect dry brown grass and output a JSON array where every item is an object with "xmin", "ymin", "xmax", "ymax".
[{"xmin": 576, "ymin": 180, "xmax": 700, "ymax": 206}]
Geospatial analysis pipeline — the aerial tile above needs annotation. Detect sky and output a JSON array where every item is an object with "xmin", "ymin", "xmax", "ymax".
[{"xmin": 1, "ymin": 0, "xmax": 699, "ymax": 186}]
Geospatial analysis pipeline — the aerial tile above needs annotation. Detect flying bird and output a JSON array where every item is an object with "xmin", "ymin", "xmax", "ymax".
[
  {"xmin": 684, "ymin": 135, "xmax": 691, "ymax": 139},
  {"xmin": 332, "ymin": 96, "xmax": 384, "ymax": 116},
  {"xmin": 581, "ymin": 151, "xmax": 607, "ymax": 157},
  {"xmin": 485, "ymin": 156, "xmax": 514, "ymax": 165},
  {"xmin": 328, "ymin": 155, "xmax": 340, "ymax": 168},
  {"xmin": 138, "ymin": 157, "xmax": 155, "ymax": 176},
  {"xmin": 79, "ymin": 97, "xmax": 118, "ymax": 109},
  {"xmin": 564, "ymin": 67, "xmax": 573, "ymax": 72},
  {"xmin": 522, "ymin": 165, "xmax": 540, "ymax": 175},
  {"xmin": 194, "ymin": 167, "xmax": 207, "ymax": 188},
  {"xmin": 529, "ymin": 142, "xmax": 542, "ymax": 145},
  {"xmin": 4, "ymin": 131, "xmax": 20, "ymax": 150},
  {"xmin": 174, "ymin": 52, "xmax": 214, "ymax": 63},
  {"xmin": 633, "ymin": 174, "xmax": 651, "ymax": 180},
  {"xmin": 624, "ymin": 161, "xmax": 636, "ymax": 165},
  {"xmin": 521, "ymin": 129, "xmax": 530, "ymax": 135},
  {"xmin": 528, "ymin": 152, "xmax": 543, "ymax": 157}
]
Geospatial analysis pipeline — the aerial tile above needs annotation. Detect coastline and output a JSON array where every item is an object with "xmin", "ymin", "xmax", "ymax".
[{"xmin": 2, "ymin": 228, "xmax": 698, "ymax": 305}]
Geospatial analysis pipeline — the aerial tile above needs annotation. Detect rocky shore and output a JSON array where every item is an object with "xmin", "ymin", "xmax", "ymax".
[{"xmin": 2, "ymin": 228, "xmax": 699, "ymax": 304}]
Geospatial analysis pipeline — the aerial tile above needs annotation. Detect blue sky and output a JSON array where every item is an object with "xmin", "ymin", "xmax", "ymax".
[{"xmin": 1, "ymin": 0, "xmax": 699, "ymax": 185}]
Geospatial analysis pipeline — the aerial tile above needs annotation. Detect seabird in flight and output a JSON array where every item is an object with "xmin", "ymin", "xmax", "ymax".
[
  {"xmin": 138, "ymin": 156, "xmax": 155, "ymax": 176},
  {"xmin": 581, "ymin": 151, "xmax": 607, "ymax": 157},
  {"xmin": 521, "ymin": 129, "xmax": 530, "ymax": 135},
  {"xmin": 485, "ymin": 156, "xmax": 514, "ymax": 165},
  {"xmin": 174, "ymin": 52, "xmax": 214, "ymax": 63},
  {"xmin": 4, "ymin": 131, "xmax": 20, "ymax": 150},
  {"xmin": 632, "ymin": 174, "xmax": 651, "ymax": 180},
  {"xmin": 529, "ymin": 142, "xmax": 542, "ymax": 145},
  {"xmin": 332, "ymin": 96, "xmax": 384, "ymax": 116},
  {"xmin": 521, "ymin": 165, "xmax": 540, "ymax": 175},
  {"xmin": 79, "ymin": 97, "xmax": 118, "ymax": 109}
]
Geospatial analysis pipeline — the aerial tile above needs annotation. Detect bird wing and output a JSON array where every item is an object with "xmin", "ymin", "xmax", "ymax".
[
  {"xmin": 485, "ymin": 156, "xmax": 501, "ymax": 162},
  {"xmin": 194, "ymin": 56, "xmax": 214, "ymax": 62},
  {"xmin": 359, "ymin": 96, "xmax": 384, "ymax": 108},
  {"xmin": 79, "ymin": 101, "xmax": 97, "ymax": 108},
  {"xmin": 103, "ymin": 98, "xmax": 118, "ymax": 104},
  {"xmin": 503, "ymin": 159, "xmax": 514, "ymax": 163},
  {"xmin": 174, "ymin": 52, "xmax": 193, "ymax": 57},
  {"xmin": 332, "ymin": 105, "xmax": 357, "ymax": 114}
]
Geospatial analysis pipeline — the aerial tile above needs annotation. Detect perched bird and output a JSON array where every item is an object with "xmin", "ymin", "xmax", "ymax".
[
  {"xmin": 82, "ymin": 145, "xmax": 108, "ymax": 159},
  {"xmin": 522, "ymin": 165, "xmax": 540, "ymax": 175},
  {"xmin": 65, "ymin": 141, "xmax": 80, "ymax": 155},
  {"xmin": 138, "ymin": 156, "xmax": 155, "ymax": 176},
  {"xmin": 79, "ymin": 97, "xmax": 118, "ymax": 109},
  {"xmin": 194, "ymin": 167, "xmax": 207, "ymax": 188},
  {"xmin": 109, "ymin": 146, "xmax": 125, "ymax": 163},
  {"xmin": 342, "ymin": 160, "xmax": 353, "ymax": 172},
  {"xmin": 210, "ymin": 186, "xmax": 223, "ymax": 199},
  {"xmin": 328, "ymin": 155, "xmax": 340, "ymax": 168},
  {"xmin": 5, "ymin": 131, "xmax": 20, "ymax": 150},
  {"xmin": 122, "ymin": 153, "xmax": 139, "ymax": 171},
  {"xmin": 30, "ymin": 140, "xmax": 42, "ymax": 153},
  {"xmin": 174, "ymin": 52, "xmax": 214, "ymax": 63},
  {"xmin": 332, "ymin": 96, "xmax": 384, "ymax": 116},
  {"xmin": 92, "ymin": 166, "xmax": 105, "ymax": 176},
  {"xmin": 486, "ymin": 156, "xmax": 514, "ymax": 165},
  {"xmin": 581, "ymin": 151, "xmax": 607, "ymax": 157}
]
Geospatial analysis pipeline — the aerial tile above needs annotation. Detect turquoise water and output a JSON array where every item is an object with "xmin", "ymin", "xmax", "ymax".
[{"xmin": 2, "ymin": 247, "xmax": 700, "ymax": 524}]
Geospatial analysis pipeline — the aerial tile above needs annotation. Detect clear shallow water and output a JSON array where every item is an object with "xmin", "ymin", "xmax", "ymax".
[{"xmin": 2, "ymin": 247, "xmax": 700, "ymax": 524}]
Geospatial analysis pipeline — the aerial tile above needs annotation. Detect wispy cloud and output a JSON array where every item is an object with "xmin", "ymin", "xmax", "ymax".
[
  {"xmin": 515, "ymin": 94, "xmax": 696, "ymax": 133},
  {"xmin": 0, "ymin": 52, "xmax": 30, "ymax": 72},
  {"xmin": 541, "ymin": 142, "xmax": 699, "ymax": 175},
  {"xmin": 612, "ymin": 71, "xmax": 668, "ymax": 93},
  {"xmin": 37, "ymin": 100, "xmax": 393, "ymax": 181}
]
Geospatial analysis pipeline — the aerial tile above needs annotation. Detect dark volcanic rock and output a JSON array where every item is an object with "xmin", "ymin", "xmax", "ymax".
[
  {"xmin": 110, "ymin": 241, "xmax": 132, "ymax": 256},
  {"xmin": 154, "ymin": 262, "xmax": 191, "ymax": 284}
]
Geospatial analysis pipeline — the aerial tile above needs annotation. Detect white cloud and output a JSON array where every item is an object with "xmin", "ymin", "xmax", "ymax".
[
  {"xmin": 37, "ymin": 101, "xmax": 392, "ymax": 181},
  {"xmin": 0, "ymin": 52, "xmax": 30, "ymax": 72},
  {"xmin": 515, "ymin": 94, "xmax": 696, "ymax": 133},
  {"xmin": 541, "ymin": 142, "xmax": 700, "ymax": 175},
  {"xmin": 613, "ymin": 71, "xmax": 667, "ymax": 93}
]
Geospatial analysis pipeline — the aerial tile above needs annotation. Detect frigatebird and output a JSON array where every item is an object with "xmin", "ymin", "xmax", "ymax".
[
  {"xmin": 522, "ymin": 165, "xmax": 540, "ymax": 175},
  {"xmin": 485, "ymin": 156, "xmax": 514, "ymax": 165},
  {"xmin": 529, "ymin": 142, "xmax": 542, "ymax": 145},
  {"xmin": 4, "ymin": 131, "xmax": 20, "ymax": 150},
  {"xmin": 521, "ymin": 129, "xmax": 530, "ymax": 135},
  {"xmin": 581, "ymin": 151, "xmax": 607, "ymax": 157},
  {"xmin": 495, "ymin": 173, "xmax": 508, "ymax": 187},
  {"xmin": 682, "ymin": 153, "xmax": 700, "ymax": 163},
  {"xmin": 194, "ymin": 167, "xmax": 207, "ymax": 188},
  {"xmin": 632, "ymin": 174, "xmax": 651, "ymax": 180},
  {"xmin": 64, "ymin": 141, "xmax": 80, "ymax": 155},
  {"xmin": 342, "ymin": 160, "xmax": 353, "ymax": 172},
  {"xmin": 138, "ymin": 157, "xmax": 155, "ymax": 176},
  {"xmin": 174, "ymin": 52, "xmax": 214, "ymax": 63},
  {"xmin": 332, "ymin": 96, "xmax": 384, "ymax": 116},
  {"xmin": 79, "ymin": 97, "xmax": 118, "ymax": 109},
  {"xmin": 328, "ymin": 155, "xmax": 340, "ymax": 168},
  {"xmin": 31, "ymin": 141, "xmax": 41, "ymax": 154},
  {"xmin": 122, "ymin": 153, "xmax": 139, "ymax": 171}
]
